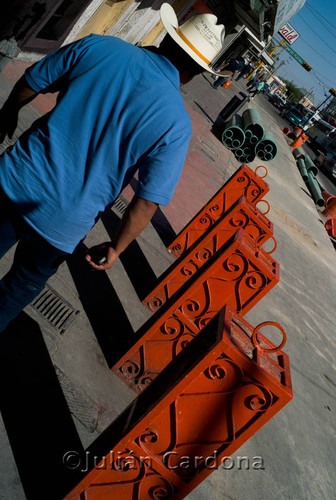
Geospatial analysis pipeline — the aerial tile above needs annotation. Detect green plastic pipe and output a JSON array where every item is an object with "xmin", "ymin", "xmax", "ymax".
[
  {"xmin": 234, "ymin": 149, "xmax": 245, "ymax": 162},
  {"xmin": 249, "ymin": 135, "xmax": 259, "ymax": 144},
  {"xmin": 305, "ymin": 171, "xmax": 324, "ymax": 207},
  {"xmin": 255, "ymin": 131, "xmax": 278, "ymax": 161},
  {"xmin": 297, "ymin": 158, "xmax": 308, "ymax": 181},
  {"xmin": 232, "ymin": 138, "xmax": 241, "ymax": 148},
  {"xmin": 222, "ymin": 114, "xmax": 245, "ymax": 149},
  {"xmin": 292, "ymin": 148, "xmax": 305, "ymax": 160},
  {"xmin": 245, "ymin": 154, "xmax": 255, "ymax": 163},
  {"xmin": 235, "ymin": 148, "xmax": 244, "ymax": 157},
  {"xmin": 242, "ymin": 108, "xmax": 265, "ymax": 141},
  {"xmin": 304, "ymin": 155, "xmax": 318, "ymax": 176}
]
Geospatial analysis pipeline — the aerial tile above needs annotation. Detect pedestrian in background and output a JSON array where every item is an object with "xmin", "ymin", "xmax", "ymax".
[
  {"xmin": 0, "ymin": 4, "xmax": 229, "ymax": 332},
  {"xmin": 249, "ymin": 80, "xmax": 266, "ymax": 98},
  {"xmin": 213, "ymin": 56, "xmax": 244, "ymax": 89},
  {"xmin": 246, "ymin": 77, "xmax": 259, "ymax": 90},
  {"xmin": 236, "ymin": 61, "xmax": 253, "ymax": 81}
]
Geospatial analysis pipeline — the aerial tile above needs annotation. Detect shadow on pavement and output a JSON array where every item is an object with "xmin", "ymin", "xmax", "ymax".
[
  {"xmin": 101, "ymin": 210, "xmax": 158, "ymax": 301},
  {"xmin": 0, "ymin": 313, "xmax": 84, "ymax": 500},
  {"xmin": 151, "ymin": 206, "xmax": 177, "ymax": 247},
  {"xmin": 67, "ymin": 242, "xmax": 135, "ymax": 367},
  {"xmin": 128, "ymin": 177, "xmax": 177, "ymax": 247}
]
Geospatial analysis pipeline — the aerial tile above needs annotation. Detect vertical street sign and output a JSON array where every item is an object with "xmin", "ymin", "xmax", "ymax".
[
  {"xmin": 285, "ymin": 43, "xmax": 312, "ymax": 71},
  {"xmin": 285, "ymin": 43, "xmax": 304, "ymax": 64}
]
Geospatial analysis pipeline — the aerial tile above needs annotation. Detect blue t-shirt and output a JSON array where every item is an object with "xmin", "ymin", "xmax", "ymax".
[{"xmin": 0, "ymin": 35, "xmax": 191, "ymax": 253}]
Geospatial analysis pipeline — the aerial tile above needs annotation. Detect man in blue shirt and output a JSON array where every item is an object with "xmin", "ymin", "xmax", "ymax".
[{"xmin": 0, "ymin": 4, "xmax": 227, "ymax": 332}]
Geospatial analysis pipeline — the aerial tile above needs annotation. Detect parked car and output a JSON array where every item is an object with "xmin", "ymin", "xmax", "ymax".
[
  {"xmin": 281, "ymin": 106, "xmax": 305, "ymax": 127},
  {"xmin": 267, "ymin": 93, "xmax": 287, "ymax": 109},
  {"xmin": 315, "ymin": 153, "xmax": 336, "ymax": 184}
]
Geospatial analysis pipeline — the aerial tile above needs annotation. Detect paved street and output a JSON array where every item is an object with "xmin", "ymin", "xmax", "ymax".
[{"xmin": 0, "ymin": 63, "xmax": 335, "ymax": 500}]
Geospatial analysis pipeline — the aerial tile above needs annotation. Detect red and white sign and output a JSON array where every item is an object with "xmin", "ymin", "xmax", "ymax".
[{"xmin": 278, "ymin": 23, "xmax": 300, "ymax": 44}]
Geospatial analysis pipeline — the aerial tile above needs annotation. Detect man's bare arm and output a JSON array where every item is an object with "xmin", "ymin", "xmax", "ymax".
[
  {"xmin": 85, "ymin": 196, "xmax": 158, "ymax": 270},
  {"xmin": 0, "ymin": 75, "xmax": 37, "ymax": 142}
]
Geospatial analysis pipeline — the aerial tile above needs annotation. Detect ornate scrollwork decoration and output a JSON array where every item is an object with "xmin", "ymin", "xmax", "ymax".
[
  {"xmin": 245, "ymin": 384, "xmax": 273, "ymax": 412},
  {"xmin": 237, "ymin": 174, "xmax": 250, "ymax": 187},
  {"xmin": 245, "ymin": 182, "xmax": 262, "ymax": 200},
  {"xmin": 147, "ymin": 479, "xmax": 175, "ymax": 499},
  {"xmin": 112, "ymin": 450, "xmax": 143, "ymax": 474},
  {"xmin": 198, "ymin": 214, "xmax": 213, "ymax": 229},
  {"xmin": 139, "ymin": 374, "xmax": 155, "ymax": 387},
  {"xmin": 243, "ymin": 270, "xmax": 267, "ymax": 290},
  {"xmin": 138, "ymin": 462, "xmax": 175, "ymax": 498},
  {"xmin": 160, "ymin": 316, "xmax": 185, "ymax": 340},
  {"xmin": 139, "ymin": 428, "xmax": 159, "ymax": 445},
  {"xmin": 180, "ymin": 298, "xmax": 205, "ymax": 320},
  {"xmin": 195, "ymin": 247, "xmax": 213, "ymax": 263},
  {"xmin": 196, "ymin": 314, "xmax": 213, "ymax": 331},
  {"xmin": 245, "ymin": 223, "xmax": 263, "ymax": 244},
  {"xmin": 204, "ymin": 357, "xmax": 244, "ymax": 392},
  {"xmin": 147, "ymin": 296, "xmax": 164, "ymax": 312},
  {"xmin": 221, "ymin": 253, "xmax": 249, "ymax": 281},
  {"xmin": 235, "ymin": 270, "xmax": 267, "ymax": 313},
  {"xmin": 208, "ymin": 203, "xmax": 223, "ymax": 219},
  {"xmin": 181, "ymin": 260, "xmax": 199, "ymax": 277},
  {"xmin": 120, "ymin": 360, "xmax": 141, "ymax": 377},
  {"xmin": 171, "ymin": 243, "xmax": 182, "ymax": 253},
  {"xmin": 175, "ymin": 332, "xmax": 197, "ymax": 356},
  {"xmin": 229, "ymin": 211, "xmax": 250, "ymax": 229}
]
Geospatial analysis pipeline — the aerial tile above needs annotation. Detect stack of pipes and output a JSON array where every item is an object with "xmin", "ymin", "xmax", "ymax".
[{"xmin": 221, "ymin": 109, "xmax": 278, "ymax": 163}]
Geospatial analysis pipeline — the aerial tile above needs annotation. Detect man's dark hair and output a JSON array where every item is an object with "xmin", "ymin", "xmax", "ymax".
[{"xmin": 158, "ymin": 35, "xmax": 205, "ymax": 76}]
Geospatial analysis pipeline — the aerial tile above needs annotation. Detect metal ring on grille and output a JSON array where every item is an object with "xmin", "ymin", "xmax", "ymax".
[
  {"xmin": 252, "ymin": 321, "xmax": 287, "ymax": 353},
  {"xmin": 254, "ymin": 165, "xmax": 268, "ymax": 178},
  {"xmin": 255, "ymin": 199, "xmax": 270, "ymax": 215},
  {"xmin": 258, "ymin": 235, "xmax": 277, "ymax": 255}
]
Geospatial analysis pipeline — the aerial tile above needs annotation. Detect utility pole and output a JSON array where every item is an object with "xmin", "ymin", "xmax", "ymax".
[
  {"xmin": 270, "ymin": 60, "xmax": 285, "ymax": 77},
  {"xmin": 303, "ymin": 95, "xmax": 331, "ymax": 129}
]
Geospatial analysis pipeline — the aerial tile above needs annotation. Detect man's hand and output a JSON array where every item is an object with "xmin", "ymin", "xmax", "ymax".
[
  {"xmin": 85, "ymin": 196, "xmax": 158, "ymax": 271},
  {"xmin": 85, "ymin": 242, "xmax": 119, "ymax": 270}
]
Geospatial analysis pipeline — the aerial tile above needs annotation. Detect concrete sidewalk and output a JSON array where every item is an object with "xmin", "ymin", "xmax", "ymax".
[{"xmin": 0, "ymin": 63, "xmax": 335, "ymax": 500}]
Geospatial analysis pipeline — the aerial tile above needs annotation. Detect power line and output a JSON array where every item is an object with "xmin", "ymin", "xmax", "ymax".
[
  {"xmin": 273, "ymin": 32, "xmax": 336, "ymax": 72},
  {"xmin": 293, "ymin": 36, "xmax": 336, "ymax": 70},
  {"xmin": 297, "ymin": 13, "xmax": 336, "ymax": 54},
  {"xmin": 306, "ymin": 2, "xmax": 336, "ymax": 33},
  {"xmin": 312, "ymin": 69, "xmax": 335, "ymax": 87}
]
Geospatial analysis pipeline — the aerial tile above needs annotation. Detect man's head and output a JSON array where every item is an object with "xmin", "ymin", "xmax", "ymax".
[
  {"xmin": 159, "ymin": 3, "xmax": 230, "ymax": 84},
  {"xmin": 158, "ymin": 35, "xmax": 205, "ymax": 84}
]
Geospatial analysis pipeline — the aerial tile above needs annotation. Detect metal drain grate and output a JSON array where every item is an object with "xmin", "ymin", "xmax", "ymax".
[
  {"xmin": 112, "ymin": 195, "xmax": 129, "ymax": 216},
  {"xmin": 30, "ymin": 286, "xmax": 78, "ymax": 333}
]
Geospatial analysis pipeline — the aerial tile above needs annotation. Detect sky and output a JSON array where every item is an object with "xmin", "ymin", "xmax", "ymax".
[{"xmin": 272, "ymin": 0, "xmax": 336, "ymax": 107}]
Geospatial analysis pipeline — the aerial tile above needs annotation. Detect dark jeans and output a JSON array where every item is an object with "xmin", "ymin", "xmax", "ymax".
[
  {"xmin": 0, "ymin": 188, "xmax": 68, "ymax": 332},
  {"xmin": 213, "ymin": 76, "xmax": 229, "ymax": 89},
  {"xmin": 249, "ymin": 88, "xmax": 261, "ymax": 97}
]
